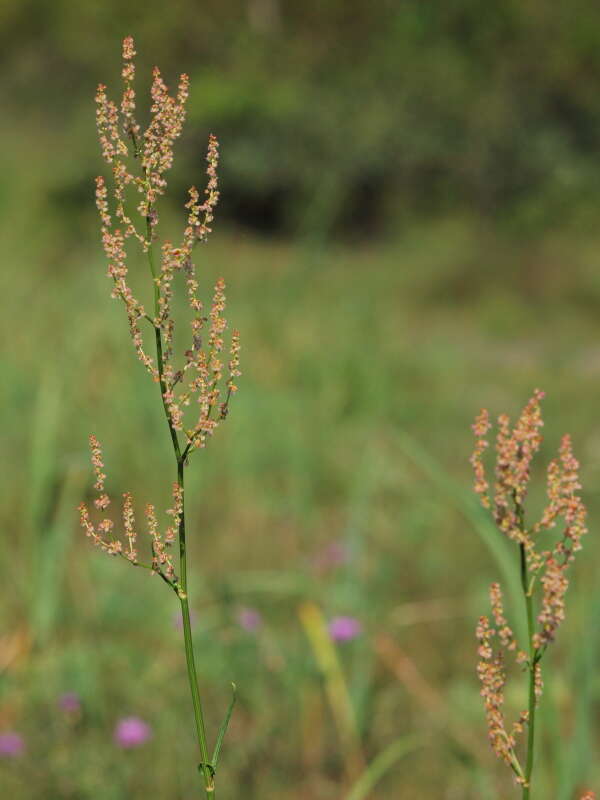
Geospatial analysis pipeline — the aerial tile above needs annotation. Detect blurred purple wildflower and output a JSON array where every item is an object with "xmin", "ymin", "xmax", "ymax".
[
  {"xmin": 58, "ymin": 692, "xmax": 81, "ymax": 713},
  {"xmin": 328, "ymin": 616, "xmax": 362, "ymax": 642},
  {"xmin": 237, "ymin": 607, "xmax": 262, "ymax": 632},
  {"xmin": 312, "ymin": 540, "xmax": 350, "ymax": 572},
  {"xmin": 114, "ymin": 717, "xmax": 152, "ymax": 748},
  {"xmin": 0, "ymin": 733, "xmax": 24, "ymax": 758}
]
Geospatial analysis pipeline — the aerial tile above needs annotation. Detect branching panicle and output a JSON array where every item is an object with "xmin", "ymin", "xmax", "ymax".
[
  {"xmin": 471, "ymin": 391, "xmax": 589, "ymax": 796},
  {"xmin": 80, "ymin": 38, "xmax": 239, "ymax": 796},
  {"xmin": 91, "ymin": 37, "xmax": 239, "ymax": 434},
  {"xmin": 79, "ymin": 437, "xmax": 179, "ymax": 582}
]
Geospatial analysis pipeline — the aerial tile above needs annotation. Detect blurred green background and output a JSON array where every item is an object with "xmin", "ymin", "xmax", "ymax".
[{"xmin": 1, "ymin": 1, "xmax": 600, "ymax": 797}]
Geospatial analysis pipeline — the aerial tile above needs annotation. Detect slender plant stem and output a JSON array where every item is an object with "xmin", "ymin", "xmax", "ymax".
[
  {"xmin": 145, "ymin": 224, "xmax": 215, "ymax": 797},
  {"xmin": 523, "ymin": 648, "xmax": 537, "ymax": 799},
  {"xmin": 145, "ymin": 212, "xmax": 182, "ymax": 461},
  {"xmin": 519, "ymin": 539, "xmax": 539, "ymax": 800},
  {"xmin": 177, "ymin": 460, "xmax": 215, "ymax": 796}
]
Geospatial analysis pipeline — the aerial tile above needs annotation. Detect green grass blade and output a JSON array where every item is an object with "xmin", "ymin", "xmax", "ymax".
[
  {"xmin": 28, "ymin": 371, "xmax": 61, "ymax": 534},
  {"xmin": 344, "ymin": 735, "xmax": 422, "ymax": 800},
  {"xmin": 211, "ymin": 682, "xmax": 237, "ymax": 770},
  {"xmin": 393, "ymin": 430, "xmax": 525, "ymax": 643},
  {"xmin": 556, "ymin": 588, "xmax": 600, "ymax": 799},
  {"xmin": 31, "ymin": 464, "xmax": 83, "ymax": 645}
]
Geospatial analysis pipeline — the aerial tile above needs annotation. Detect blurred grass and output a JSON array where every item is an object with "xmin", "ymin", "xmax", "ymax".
[{"xmin": 0, "ymin": 210, "xmax": 599, "ymax": 797}]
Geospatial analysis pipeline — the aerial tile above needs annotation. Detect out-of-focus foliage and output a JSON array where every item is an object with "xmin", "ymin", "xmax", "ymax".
[
  {"xmin": 2, "ymin": 220, "xmax": 600, "ymax": 797},
  {"xmin": 4, "ymin": 0, "xmax": 600, "ymax": 236},
  {"xmin": 1, "ymin": 3, "xmax": 600, "ymax": 798}
]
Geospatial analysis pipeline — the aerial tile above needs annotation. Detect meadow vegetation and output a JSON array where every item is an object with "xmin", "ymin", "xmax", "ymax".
[
  {"xmin": 1, "ymin": 6, "xmax": 600, "ymax": 798},
  {"xmin": 2, "ymin": 212, "xmax": 600, "ymax": 796}
]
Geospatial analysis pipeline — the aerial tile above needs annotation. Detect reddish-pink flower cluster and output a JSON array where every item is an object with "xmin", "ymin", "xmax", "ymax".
[
  {"xmin": 476, "ymin": 590, "xmax": 528, "ymax": 783},
  {"xmin": 471, "ymin": 391, "xmax": 587, "ymax": 643},
  {"xmin": 81, "ymin": 37, "xmax": 240, "ymax": 585},
  {"xmin": 79, "ymin": 437, "xmax": 178, "ymax": 582},
  {"xmin": 471, "ymin": 391, "xmax": 588, "ymax": 779},
  {"xmin": 470, "ymin": 389, "xmax": 545, "ymax": 544},
  {"xmin": 93, "ymin": 36, "xmax": 240, "ymax": 452}
]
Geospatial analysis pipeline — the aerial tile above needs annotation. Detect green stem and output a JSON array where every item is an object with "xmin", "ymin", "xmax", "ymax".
[
  {"xmin": 520, "ymin": 541, "xmax": 539, "ymax": 800},
  {"xmin": 145, "ymin": 216, "xmax": 181, "ymax": 461},
  {"xmin": 178, "ymin": 460, "xmax": 215, "ymax": 796},
  {"xmin": 146, "ymin": 225, "xmax": 214, "ymax": 797},
  {"xmin": 523, "ymin": 649, "xmax": 537, "ymax": 800}
]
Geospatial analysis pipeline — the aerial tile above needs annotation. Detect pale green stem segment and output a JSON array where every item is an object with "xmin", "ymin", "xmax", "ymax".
[
  {"xmin": 522, "ymin": 585, "xmax": 540, "ymax": 799},
  {"xmin": 145, "ymin": 213, "xmax": 215, "ymax": 798},
  {"xmin": 517, "ymin": 507, "xmax": 541, "ymax": 800},
  {"xmin": 178, "ymin": 460, "xmax": 215, "ymax": 796}
]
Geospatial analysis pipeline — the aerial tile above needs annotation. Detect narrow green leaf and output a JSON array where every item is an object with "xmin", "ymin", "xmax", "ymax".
[
  {"xmin": 31, "ymin": 465, "xmax": 83, "ymax": 644},
  {"xmin": 211, "ymin": 682, "xmax": 237, "ymax": 770},
  {"xmin": 556, "ymin": 588, "xmax": 600, "ymax": 799},
  {"xmin": 393, "ymin": 430, "xmax": 526, "ymax": 643}
]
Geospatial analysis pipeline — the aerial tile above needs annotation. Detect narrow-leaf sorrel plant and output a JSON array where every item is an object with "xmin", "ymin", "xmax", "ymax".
[
  {"xmin": 470, "ymin": 390, "xmax": 591, "ymax": 798},
  {"xmin": 79, "ymin": 37, "xmax": 240, "ymax": 797}
]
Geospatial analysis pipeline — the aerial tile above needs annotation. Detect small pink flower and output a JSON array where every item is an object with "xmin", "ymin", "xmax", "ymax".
[
  {"xmin": 0, "ymin": 733, "xmax": 25, "ymax": 757},
  {"xmin": 58, "ymin": 692, "xmax": 81, "ymax": 713},
  {"xmin": 114, "ymin": 717, "xmax": 152, "ymax": 748},
  {"xmin": 237, "ymin": 607, "xmax": 262, "ymax": 632},
  {"xmin": 312, "ymin": 540, "xmax": 350, "ymax": 572},
  {"xmin": 328, "ymin": 616, "xmax": 362, "ymax": 642}
]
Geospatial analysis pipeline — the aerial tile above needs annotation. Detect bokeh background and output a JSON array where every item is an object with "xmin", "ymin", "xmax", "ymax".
[{"xmin": 1, "ymin": 1, "xmax": 600, "ymax": 797}]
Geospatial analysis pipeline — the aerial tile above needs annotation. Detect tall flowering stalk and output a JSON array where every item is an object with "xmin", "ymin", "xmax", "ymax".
[
  {"xmin": 79, "ymin": 37, "xmax": 239, "ymax": 797},
  {"xmin": 471, "ymin": 391, "xmax": 590, "ymax": 798}
]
